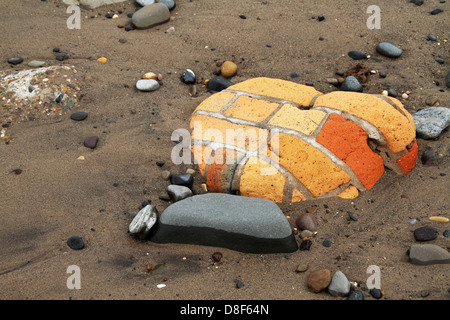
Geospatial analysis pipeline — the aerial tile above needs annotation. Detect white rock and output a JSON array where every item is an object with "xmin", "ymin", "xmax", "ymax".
[
  {"xmin": 129, "ymin": 205, "xmax": 158, "ymax": 239},
  {"xmin": 136, "ymin": 79, "xmax": 160, "ymax": 91}
]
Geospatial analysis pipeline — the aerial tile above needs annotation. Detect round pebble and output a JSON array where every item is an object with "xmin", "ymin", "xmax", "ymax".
[
  {"xmin": 414, "ymin": 226, "xmax": 438, "ymax": 241},
  {"xmin": 296, "ymin": 213, "xmax": 316, "ymax": 231},
  {"xmin": 348, "ymin": 290, "xmax": 365, "ymax": 300},
  {"xmin": 307, "ymin": 269, "xmax": 331, "ymax": 292},
  {"xmin": 322, "ymin": 239, "xmax": 331, "ymax": 247},
  {"xmin": 220, "ymin": 61, "xmax": 238, "ymax": 78},
  {"xmin": 67, "ymin": 236, "xmax": 85, "ymax": 250},
  {"xmin": 207, "ymin": 76, "xmax": 233, "ymax": 92},
  {"xmin": 136, "ymin": 79, "xmax": 160, "ymax": 92},
  {"xmin": 70, "ymin": 112, "xmax": 88, "ymax": 121},
  {"xmin": 212, "ymin": 252, "xmax": 222, "ymax": 262},
  {"xmin": 369, "ymin": 288, "xmax": 383, "ymax": 299},
  {"xmin": 376, "ymin": 42, "xmax": 402, "ymax": 58},
  {"xmin": 341, "ymin": 76, "xmax": 363, "ymax": 92},
  {"xmin": 443, "ymin": 230, "xmax": 450, "ymax": 237},
  {"xmin": 181, "ymin": 69, "xmax": 196, "ymax": 84},
  {"xmin": 84, "ymin": 136, "xmax": 99, "ymax": 149},
  {"xmin": 7, "ymin": 56, "xmax": 23, "ymax": 65}
]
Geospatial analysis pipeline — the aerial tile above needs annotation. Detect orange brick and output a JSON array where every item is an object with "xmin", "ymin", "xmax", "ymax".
[
  {"xmin": 316, "ymin": 114, "xmax": 384, "ymax": 190},
  {"xmin": 338, "ymin": 185, "xmax": 359, "ymax": 199},
  {"xmin": 224, "ymin": 95, "xmax": 280, "ymax": 122},
  {"xmin": 396, "ymin": 140, "xmax": 418, "ymax": 174},
  {"xmin": 291, "ymin": 188, "xmax": 306, "ymax": 202}
]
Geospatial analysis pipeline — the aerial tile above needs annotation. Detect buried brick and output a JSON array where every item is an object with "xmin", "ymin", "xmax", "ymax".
[{"xmin": 190, "ymin": 77, "xmax": 418, "ymax": 203}]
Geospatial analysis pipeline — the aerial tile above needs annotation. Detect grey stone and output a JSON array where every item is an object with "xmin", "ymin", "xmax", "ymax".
[
  {"xmin": 147, "ymin": 193, "xmax": 298, "ymax": 253},
  {"xmin": 166, "ymin": 184, "xmax": 192, "ymax": 202},
  {"xmin": 348, "ymin": 290, "xmax": 364, "ymax": 300},
  {"xmin": 348, "ymin": 51, "xmax": 367, "ymax": 60},
  {"xmin": 67, "ymin": 236, "xmax": 85, "ymax": 250},
  {"xmin": 158, "ymin": 0, "xmax": 176, "ymax": 10},
  {"xmin": 28, "ymin": 60, "xmax": 45, "ymax": 68},
  {"xmin": 136, "ymin": 79, "xmax": 160, "ymax": 91},
  {"xmin": 63, "ymin": 0, "xmax": 128, "ymax": 9},
  {"xmin": 409, "ymin": 244, "xmax": 450, "ymax": 265},
  {"xmin": 341, "ymin": 76, "xmax": 363, "ymax": 92},
  {"xmin": 136, "ymin": 0, "xmax": 155, "ymax": 6},
  {"xmin": 376, "ymin": 41, "xmax": 403, "ymax": 58},
  {"xmin": 181, "ymin": 69, "xmax": 196, "ymax": 84},
  {"xmin": 129, "ymin": 205, "xmax": 158, "ymax": 239},
  {"xmin": 328, "ymin": 271, "xmax": 351, "ymax": 297},
  {"xmin": 295, "ymin": 213, "xmax": 316, "ymax": 231},
  {"xmin": 412, "ymin": 107, "xmax": 450, "ymax": 139},
  {"xmin": 7, "ymin": 56, "xmax": 23, "ymax": 65},
  {"xmin": 131, "ymin": 3, "xmax": 170, "ymax": 29}
]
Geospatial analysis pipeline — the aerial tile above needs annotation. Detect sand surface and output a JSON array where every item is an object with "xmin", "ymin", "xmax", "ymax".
[{"xmin": 0, "ymin": 0, "xmax": 449, "ymax": 303}]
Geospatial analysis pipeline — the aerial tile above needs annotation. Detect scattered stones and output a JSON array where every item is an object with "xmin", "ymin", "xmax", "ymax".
[
  {"xmin": 409, "ymin": 244, "xmax": 450, "ymax": 265},
  {"xmin": 147, "ymin": 193, "xmax": 298, "ymax": 253},
  {"xmin": 129, "ymin": 204, "xmax": 158, "ymax": 239},
  {"xmin": 206, "ymin": 76, "xmax": 233, "ymax": 92},
  {"xmin": 28, "ymin": 60, "xmax": 45, "ymax": 68},
  {"xmin": 170, "ymin": 173, "xmax": 193, "ymax": 189},
  {"xmin": 348, "ymin": 290, "xmax": 364, "ymax": 300},
  {"xmin": 136, "ymin": 79, "xmax": 160, "ymax": 92},
  {"xmin": 421, "ymin": 148, "xmax": 439, "ymax": 166},
  {"xmin": 70, "ymin": 111, "xmax": 88, "ymax": 121},
  {"xmin": 348, "ymin": 51, "xmax": 367, "ymax": 60},
  {"xmin": 84, "ymin": 136, "xmax": 99, "ymax": 149},
  {"xmin": 220, "ymin": 61, "xmax": 238, "ymax": 78},
  {"xmin": 307, "ymin": 269, "xmax": 331, "ymax": 293},
  {"xmin": 131, "ymin": 3, "xmax": 170, "ymax": 29},
  {"xmin": 341, "ymin": 76, "xmax": 363, "ymax": 92},
  {"xmin": 370, "ymin": 288, "xmax": 383, "ymax": 299},
  {"xmin": 166, "ymin": 184, "xmax": 193, "ymax": 202},
  {"xmin": 295, "ymin": 213, "xmax": 316, "ymax": 231},
  {"xmin": 67, "ymin": 236, "xmax": 85, "ymax": 250},
  {"xmin": 7, "ymin": 56, "xmax": 23, "ymax": 65},
  {"xmin": 328, "ymin": 271, "xmax": 351, "ymax": 297},
  {"xmin": 181, "ymin": 69, "xmax": 196, "ymax": 84},
  {"xmin": 412, "ymin": 107, "xmax": 450, "ymax": 139},
  {"xmin": 414, "ymin": 226, "xmax": 439, "ymax": 241},
  {"xmin": 376, "ymin": 41, "xmax": 403, "ymax": 58}
]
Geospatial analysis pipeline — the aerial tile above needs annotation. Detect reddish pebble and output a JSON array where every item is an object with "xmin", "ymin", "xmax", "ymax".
[
  {"xmin": 212, "ymin": 252, "xmax": 223, "ymax": 262},
  {"xmin": 118, "ymin": 24, "xmax": 126, "ymax": 28},
  {"xmin": 84, "ymin": 136, "xmax": 99, "ymax": 149},
  {"xmin": 401, "ymin": 195, "xmax": 408, "ymax": 198}
]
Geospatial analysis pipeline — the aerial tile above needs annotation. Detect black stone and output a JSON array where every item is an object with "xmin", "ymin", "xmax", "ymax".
[
  {"xmin": 181, "ymin": 69, "xmax": 196, "ymax": 84},
  {"xmin": 379, "ymin": 72, "xmax": 387, "ymax": 78},
  {"xmin": 427, "ymin": 34, "xmax": 437, "ymax": 41},
  {"xmin": 348, "ymin": 51, "xmax": 367, "ymax": 60},
  {"xmin": 348, "ymin": 290, "xmax": 365, "ymax": 300},
  {"xmin": 53, "ymin": 47, "xmax": 60, "ymax": 52},
  {"xmin": 322, "ymin": 239, "xmax": 331, "ymax": 247},
  {"xmin": 235, "ymin": 280, "xmax": 245, "ymax": 288},
  {"xmin": 443, "ymin": 230, "xmax": 450, "ymax": 237},
  {"xmin": 156, "ymin": 161, "xmax": 165, "ymax": 167},
  {"xmin": 290, "ymin": 72, "xmax": 300, "ymax": 78},
  {"xmin": 370, "ymin": 288, "xmax": 383, "ymax": 299},
  {"xmin": 70, "ymin": 112, "xmax": 88, "ymax": 121},
  {"xmin": 239, "ymin": 14, "xmax": 247, "ymax": 19},
  {"xmin": 410, "ymin": 0, "xmax": 423, "ymax": 5},
  {"xmin": 207, "ymin": 76, "xmax": 234, "ymax": 92},
  {"xmin": 56, "ymin": 52, "xmax": 69, "ymax": 61},
  {"xmin": 318, "ymin": 15, "xmax": 325, "ymax": 21},
  {"xmin": 347, "ymin": 211, "xmax": 358, "ymax": 221},
  {"xmin": 430, "ymin": 8, "xmax": 444, "ymax": 15},
  {"xmin": 125, "ymin": 25, "xmax": 134, "ymax": 31},
  {"xmin": 435, "ymin": 58, "xmax": 445, "ymax": 64},
  {"xmin": 414, "ymin": 226, "xmax": 439, "ymax": 241},
  {"xmin": 170, "ymin": 173, "xmax": 193, "ymax": 189},
  {"xmin": 55, "ymin": 93, "xmax": 64, "ymax": 103},
  {"xmin": 67, "ymin": 236, "xmax": 85, "ymax": 250},
  {"xmin": 7, "ymin": 56, "xmax": 23, "ymax": 65},
  {"xmin": 299, "ymin": 239, "xmax": 312, "ymax": 251}
]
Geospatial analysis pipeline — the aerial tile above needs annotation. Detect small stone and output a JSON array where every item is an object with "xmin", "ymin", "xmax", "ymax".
[
  {"xmin": 408, "ymin": 218, "xmax": 418, "ymax": 225},
  {"xmin": 158, "ymin": 0, "xmax": 176, "ymax": 10},
  {"xmin": 425, "ymin": 96, "xmax": 439, "ymax": 106},
  {"xmin": 84, "ymin": 136, "xmax": 99, "ymax": 149},
  {"xmin": 161, "ymin": 170, "xmax": 171, "ymax": 180},
  {"xmin": 136, "ymin": 79, "xmax": 160, "ymax": 91},
  {"xmin": 186, "ymin": 168, "xmax": 195, "ymax": 175},
  {"xmin": 420, "ymin": 290, "xmax": 429, "ymax": 298},
  {"xmin": 379, "ymin": 72, "xmax": 387, "ymax": 78},
  {"xmin": 376, "ymin": 41, "xmax": 402, "ymax": 58},
  {"xmin": 235, "ymin": 280, "xmax": 244, "ymax": 288},
  {"xmin": 443, "ymin": 230, "xmax": 450, "ymax": 237},
  {"xmin": 53, "ymin": 47, "xmax": 60, "ymax": 52},
  {"xmin": 413, "ymin": 107, "xmax": 450, "ymax": 139},
  {"xmin": 70, "ymin": 112, "xmax": 88, "ymax": 121},
  {"xmin": 328, "ymin": 271, "xmax": 351, "ymax": 297},
  {"xmin": 239, "ymin": 14, "xmax": 247, "ymax": 19},
  {"xmin": 421, "ymin": 148, "xmax": 439, "ymax": 166},
  {"xmin": 317, "ymin": 15, "xmax": 325, "ymax": 21},
  {"xmin": 427, "ymin": 34, "xmax": 437, "ymax": 41},
  {"xmin": 142, "ymin": 72, "xmax": 158, "ymax": 80},
  {"xmin": 307, "ymin": 269, "xmax": 331, "ymax": 293},
  {"xmin": 28, "ymin": 60, "xmax": 45, "ymax": 68},
  {"xmin": 129, "ymin": 205, "xmax": 158, "ymax": 239},
  {"xmin": 290, "ymin": 72, "xmax": 300, "ymax": 78},
  {"xmin": 305, "ymin": 206, "xmax": 317, "ymax": 214},
  {"xmin": 55, "ymin": 93, "xmax": 64, "ymax": 103},
  {"xmin": 220, "ymin": 61, "xmax": 238, "ymax": 78},
  {"xmin": 341, "ymin": 76, "xmax": 363, "ymax": 92},
  {"xmin": 322, "ymin": 239, "xmax": 331, "ymax": 247},
  {"xmin": 409, "ymin": 244, "xmax": 450, "ymax": 265},
  {"xmin": 166, "ymin": 185, "xmax": 193, "ymax": 202},
  {"xmin": 348, "ymin": 290, "xmax": 364, "ymax": 300},
  {"xmin": 189, "ymin": 85, "xmax": 198, "ymax": 97},
  {"xmin": 132, "ymin": 3, "xmax": 170, "ymax": 29},
  {"xmin": 300, "ymin": 230, "xmax": 314, "ymax": 238},
  {"xmin": 67, "ymin": 236, "xmax": 84, "ymax": 250},
  {"xmin": 430, "ymin": 8, "xmax": 444, "ymax": 15},
  {"xmin": 414, "ymin": 226, "xmax": 439, "ymax": 241},
  {"xmin": 212, "ymin": 252, "xmax": 222, "ymax": 262},
  {"xmin": 348, "ymin": 51, "xmax": 367, "ymax": 60},
  {"xmin": 435, "ymin": 58, "xmax": 445, "ymax": 64},
  {"xmin": 136, "ymin": 0, "xmax": 155, "ymax": 5},
  {"xmin": 296, "ymin": 213, "xmax": 316, "ymax": 231},
  {"xmin": 97, "ymin": 57, "xmax": 107, "ymax": 63},
  {"xmin": 326, "ymin": 78, "xmax": 339, "ymax": 85},
  {"xmin": 299, "ymin": 239, "xmax": 312, "ymax": 251},
  {"xmin": 410, "ymin": 0, "xmax": 423, "ymax": 5},
  {"xmin": 207, "ymin": 76, "xmax": 234, "ymax": 92},
  {"xmin": 181, "ymin": 69, "xmax": 196, "ymax": 84},
  {"xmin": 347, "ymin": 211, "xmax": 358, "ymax": 221},
  {"xmin": 7, "ymin": 56, "xmax": 23, "ymax": 65},
  {"xmin": 156, "ymin": 160, "xmax": 165, "ymax": 167},
  {"xmin": 370, "ymin": 288, "xmax": 383, "ymax": 299},
  {"xmin": 55, "ymin": 52, "xmax": 69, "ymax": 61},
  {"xmin": 296, "ymin": 264, "xmax": 308, "ymax": 272},
  {"xmin": 170, "ymin": 173, "xmax": 193, "ymax": 188},
  {"xmin": 388, "ymin": 88, "xmax": 397, "ymax": 97}
]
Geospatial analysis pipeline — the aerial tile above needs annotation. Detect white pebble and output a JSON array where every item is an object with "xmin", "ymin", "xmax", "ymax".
[
  {"xmin": 136, "ymin": 79, "xmax": 160, "ymax": 92},
  {"xmin": 381, "ymin": 90, "xmax": 388, "ymax": 96},
  {"xmin": 157, "ymin": 284, "xmax": 166, "ymax": 288},
  {"xmin": 402, "ymin": 93, "xmax": 408, "ymax": 99}
]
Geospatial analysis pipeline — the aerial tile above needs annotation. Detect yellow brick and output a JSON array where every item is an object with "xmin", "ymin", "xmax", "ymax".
[
  {"xmin": 337, "ymin": 185, "xmax": 359, "ymax": 199},
  {"xmin": 224, "ymin": 95, "xmax": 280, "ymax": 122},
  {"xmin": 240, "ymin": 157, "xmax": 285, "ymax": 203},
  {"xmin": 193, "ymin": 91, "xmax": 236, "ymax": 113},
  {"xmin": 228, "ymin": 77, "xmax": 322, "ymax": 107},
  {"xmin": 268, "ymin": 104, "xmax": 326, "ymax": 135},
  {"xmin": 291, "ymin": 188, "xmax": 306, "ymax": 202}
]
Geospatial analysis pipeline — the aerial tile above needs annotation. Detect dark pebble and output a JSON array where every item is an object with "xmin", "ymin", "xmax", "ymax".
[
  {"xmin": 443, "ymin": 230, "xmax": 450, "ymax": 237},
  {"xmin": 299, "ymin": 239, "xmax": 312, "ymax": 251},
  {"xmin": 427, "ymin": 34, "xmax": 437, "ymax": 41},
  {"xmin": 410, "ymin": 0, "xmax": 424, "ymax": 5},
  {"xmin": 170, "ymin": 173, "xmax": 193, "ymax": 188},
  {"xmin": 56, "ymin": 52, "xmax": 70, "ymax": 61},
  {"xmin": 239, "ymin": 14, "xmax": 247, "ymax": 19},
  {"xmin": 435, "ymin": 58, "xmax": 445, "ymax": 64},
  {"xmin": 55, "ymin": 93, "xmax": 64, "ymax": 103},
  {"xmin": 322, "ymin": 239, "xmax": 331, "ymax": 247},
  {"xmin": 127, "ymin": 13, "xmax": 133, "ymax": 18},
  {"xmin": 421, "ymin": 148, "xmax": 439, "ymax": 166},
  {"xmin": 446, "ymin": 71, "xmax": 450, "ymax": 88},
  {"xmin": 388, "ymin": 88, "xmax": 397, "ymax": 97},
  {"xmin": 181, "ymin": 69, "xmax": 196, "ymax": 84},
  {"xmin": 318, "ymin": 15, "xmax": 325, "ymax": 21},
  {"xmin": 105, "ymin": 13, "xmax": 113, "ymax": 19},
  {"xmin": 420, "ymin": 290, "xmax": 429, "ymax": 297},
  {"xmin": 119, "ymin": 38, "xmax": 127, "ymax": 44},
  {"xmin": 156, "ymin": 161, "xmax": 165, "ymax": 167},
  {"xmin": 379, "ymin": 72, "xmax": 387, "ymax": 78},
  {"xmin": 207, "ymin": 76, "xmax": 234, "ymax": 92},
  {"xmin": 430, "ymin": 8, "xmax": 443, "ymax": 15},
  {"xmin": 28, "ymin": 86, "xmax": 35, "ymax": 93},
  {"xmin": 348, "ymin": 290, "xmax": 365, "ymax": 300},
  {"xmin": 11, "ymin": 169, "xmax": 23, "ymax": 175},
  {"xmin": 347, "ymin": 211, "xmax": 358, "ymax": 221},
  {"xmin": 414, "ymin": 226, "xmax": 439, "ymax": 241},
  {"xmin": 84, "ymin": 136, "xmax": 99, "ymax": 149},
  {"xmin": 348, "ymin": 51, "xmax": 367, "ymax": 60},
  {"xmin": 7, "ymin": 56, "xmax": 23, "ymax": 65},
  {"xmin": 370, "ymin": 288, "xmax": 383, "ymax": 299},
  {"xmin": 125, "ymin": 25, "xmax": 134, "ymax": 32},
  {"xmin": 53, "ymin": 47, "xmax": 60, "ymax": 52},
  {"xmin": 290, "ymin": 72, "xmax": 300, "ymax": 78},
  {"xmin": 235, "ymin": 280, "xmax": 244, "ymax": 289},
  {"xmin": 67, "ymin": 236, "xmax": 85, "ymax": 250},
  {"xmin": 212, "ymin": 252, "xmax": 223, "ymax": 262},
  {"xmin": 70, "ymin": 112, "xmax": 88, "ymax": 121}
]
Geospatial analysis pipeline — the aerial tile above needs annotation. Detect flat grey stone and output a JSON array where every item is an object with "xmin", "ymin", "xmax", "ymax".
[
  {"xmin": 412, "ymin": 107, "xmax": 450, "ymax": 139},
  {"xmin": 328, "ymin": 271, "xmax": 351, "ymax": 297},
  {"xmin": 132, "ymin": 3, "xmax": 170, "ymax": 29},
  {"xmin": 28, "ymin": 60, "xmax": 45, "ymax": 68},
  {"xmin": 136, "ymin": 79, "xmax": 160, "ymax": 91},
  {"xmin": 148, "ymin": 193, "xmax": 298, "ymax": 253},
  {"xmin": 409, "ymin": 244, "xmax": 450, "ymax": 265},
  {"xmin": 376, "ymin": 41, "xmax": 403, "ymax": 58},
  {"xmin": 129, "ymin": 205, "xmax": 158, "ymax": 239}
]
